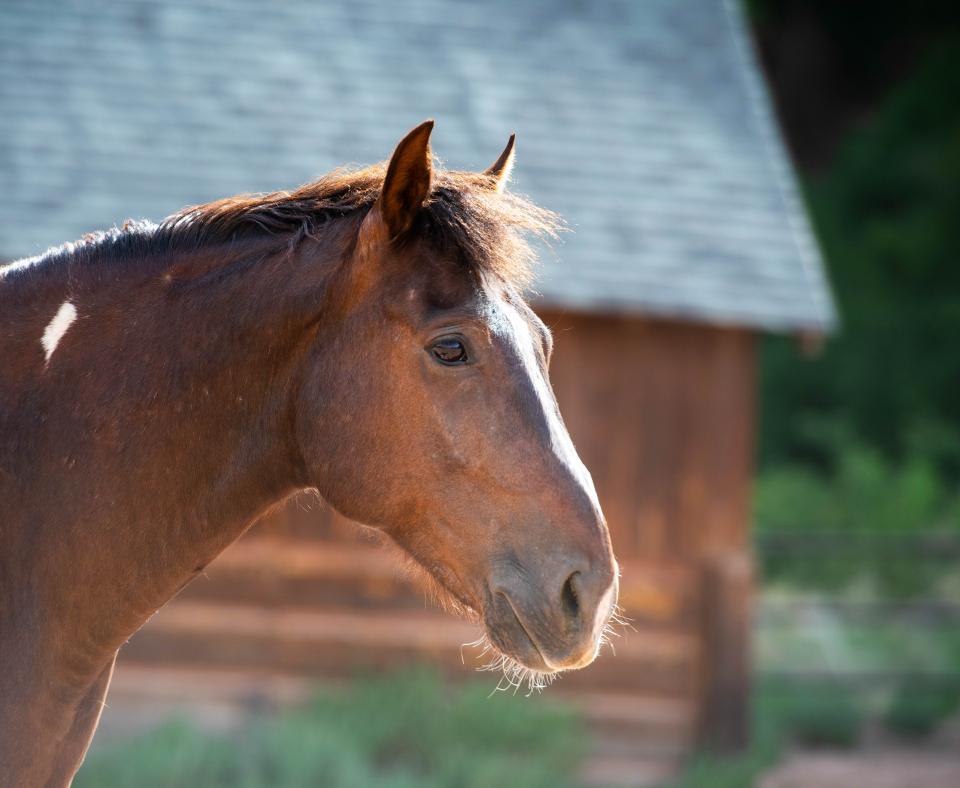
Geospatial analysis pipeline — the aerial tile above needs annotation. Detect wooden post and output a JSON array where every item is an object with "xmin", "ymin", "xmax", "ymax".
[{"xmin": 698, "ymin": 550, "xmax": 753, "ymax": 751}]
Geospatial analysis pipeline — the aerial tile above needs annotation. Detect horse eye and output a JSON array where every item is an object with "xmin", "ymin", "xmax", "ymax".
[{"xmin": 431, "ymin": 337, "xmax": 468, "ymax": 365}]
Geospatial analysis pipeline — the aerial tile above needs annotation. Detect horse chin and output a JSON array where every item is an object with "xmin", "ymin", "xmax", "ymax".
[
  {"xmin": 396, "ymin": 549, "xmax": 567, "ymax": 691},
  {"xmin": 475, "ymin": 627, "xmax": 563, "ymax": 694}
]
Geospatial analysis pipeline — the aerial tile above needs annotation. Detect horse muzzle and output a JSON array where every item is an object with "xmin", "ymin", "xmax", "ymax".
[{"xmin": 484, "ymin": 556, "xmax": 618, "ymax": 673}]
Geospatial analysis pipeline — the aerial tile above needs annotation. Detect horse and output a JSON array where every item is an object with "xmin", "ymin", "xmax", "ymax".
[{"xmin": 0, "ymin": 121, "xmax": 619, "ymax": 787}]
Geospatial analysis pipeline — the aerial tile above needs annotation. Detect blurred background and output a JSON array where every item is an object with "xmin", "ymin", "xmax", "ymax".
[{"xmin": 2, "ymin": 1, "xmax": 958, "ymax": 786}]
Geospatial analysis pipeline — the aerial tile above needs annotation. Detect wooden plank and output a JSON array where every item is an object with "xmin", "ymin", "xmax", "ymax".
[
  {"xmin": 580, "ymin": 755, "xmax": 682, "ymax": 788},
  {"xmin": 182, "ymin": 538, "xmax": 426, "ymax": 610},
  {"xmin": 697, "ymin": 550, "xmax": 753, "ymax": 751}
]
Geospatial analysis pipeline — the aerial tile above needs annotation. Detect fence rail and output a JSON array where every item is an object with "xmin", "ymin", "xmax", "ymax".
[
  {"xmin": 753, "ymin": 528, "xmax": 960, "ymax": 739},
  {"xmin": 756, "ymin": 529, "xmax": 960, "ymax": 558},
  {"xmin": 759, "ymin": 599, "xmax": 960, "ymax": 624}
]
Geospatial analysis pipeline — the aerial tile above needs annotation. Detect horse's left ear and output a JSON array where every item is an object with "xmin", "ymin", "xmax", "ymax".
[
  {"xmin": 373, "ymin": 119, "xmax": 435, "ymax": 241},
  {"xmin": 484, "ymin": 133, "xmax": 516, "ymax": 193}
]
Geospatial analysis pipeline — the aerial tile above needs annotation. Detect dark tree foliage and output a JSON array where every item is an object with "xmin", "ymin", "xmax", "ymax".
[
  {"xmin": 749, "ymin": 0, "xmax": 960, "ymax": 167},
  {"xmin": 754, "ymin": 10, "xmax": 960, "ymax": 479}
]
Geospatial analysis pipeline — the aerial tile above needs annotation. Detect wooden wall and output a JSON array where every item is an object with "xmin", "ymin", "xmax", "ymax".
[{"xmin": 541, "ymin": 311, "xmax": 756, "ymax": 562}]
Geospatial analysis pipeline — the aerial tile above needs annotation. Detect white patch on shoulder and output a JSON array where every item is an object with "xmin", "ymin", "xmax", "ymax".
[{"xmin": 41, "ymin": 301, "xmax": 78, "ymax": 363}]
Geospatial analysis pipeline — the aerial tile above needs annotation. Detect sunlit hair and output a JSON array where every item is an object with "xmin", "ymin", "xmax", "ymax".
[{"xmin": 162, "ymin": 161, "xmax": 562, "ymax": 288}]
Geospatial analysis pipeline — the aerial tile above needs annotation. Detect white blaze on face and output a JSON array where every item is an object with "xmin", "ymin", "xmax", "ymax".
[
  {"xmin": 497, "ymin": 298, "xmax": 603, "ymax": 513},
  {"xmin": 41, "ymin": 301, "xmax": 78, "ymax": 363}
]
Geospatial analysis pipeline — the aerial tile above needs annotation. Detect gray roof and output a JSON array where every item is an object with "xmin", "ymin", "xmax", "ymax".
[{"xmin": 0, "ymin": 0, "xmax": 835, "ymax": 333}]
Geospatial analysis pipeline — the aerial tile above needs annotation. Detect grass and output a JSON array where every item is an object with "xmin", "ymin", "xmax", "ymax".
[
  {"xmin": 884, "ymin": 678, "xmax": 960, "ymax": 738},
  {"xmin": 75, "ymin": 669, "xmax": 588, "ymax": 788},
  {"xmin": 760, "ymin": 679, "xmax": 865, "ymax": 749}
]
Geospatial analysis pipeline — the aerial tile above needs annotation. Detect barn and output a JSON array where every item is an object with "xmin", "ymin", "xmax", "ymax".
[{"xmin": 0, "ymin": 0, "xmax": 835, "ymax": 780}]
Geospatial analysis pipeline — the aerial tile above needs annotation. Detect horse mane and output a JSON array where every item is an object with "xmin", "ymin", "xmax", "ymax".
[
  {"xmin": 12, "ymin": 162, "xmax": 561, "ymax": 290},
  {"xmin": 163, "ymin": 163, "xmax": 560, "ymax": 286}
]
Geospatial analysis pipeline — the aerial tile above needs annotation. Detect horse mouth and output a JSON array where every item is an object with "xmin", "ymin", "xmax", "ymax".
[
  {"xmin": 496, "ymin": 591, "xmax": 557, "ymax": 672},
  {"xmin": 479, "ymin": 592, "xmax": 563, "ymax": 677}
]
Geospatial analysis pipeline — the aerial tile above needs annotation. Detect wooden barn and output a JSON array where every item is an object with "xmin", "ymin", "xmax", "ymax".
[{"xmin": 0, "ymin": 0, "xmax": 835, "ymax": 781}]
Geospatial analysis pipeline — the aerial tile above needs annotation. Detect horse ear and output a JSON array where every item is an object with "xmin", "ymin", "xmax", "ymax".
[
  {"xmin": 484, "ymin": 133, "xmax": 516, "ymax": 193},
  {"xmin": 374, "ymin": 119, "xmax": 434, "ymax": 240}
]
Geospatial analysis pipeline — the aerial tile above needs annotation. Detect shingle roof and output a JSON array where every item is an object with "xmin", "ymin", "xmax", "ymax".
[{"xmin": 0, "ymin": 0, "xmax": 835, "ymax": 333}]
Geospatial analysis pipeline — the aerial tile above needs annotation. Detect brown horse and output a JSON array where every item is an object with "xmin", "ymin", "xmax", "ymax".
[{"xmin": 0, "ymin": 121, "xmax": 618, "ymax": 786}]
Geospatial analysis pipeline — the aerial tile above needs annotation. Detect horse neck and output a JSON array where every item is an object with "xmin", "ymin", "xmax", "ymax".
[{"xmin": 5, "ymin": 237, "xmax": 329, "ymax": 672}]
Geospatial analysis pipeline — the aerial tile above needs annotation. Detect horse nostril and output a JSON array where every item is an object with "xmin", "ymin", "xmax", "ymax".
[{"xmin": 560, "ymin": 571, "xmax": 581, "ymax": 625}]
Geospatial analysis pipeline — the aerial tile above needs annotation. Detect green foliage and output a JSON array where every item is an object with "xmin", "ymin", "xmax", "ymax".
[
  {"xmin": 884, "ymin": 678, "xmax": 960, "ymax": 738},
  {"xmin": 761, "ymin": 36, "xmax": 960, "ymax": 479},
  {"xmin": 754, "ymin": 437, "xmax": 960, "ymax": 593},
  {"xmin": 75, "ymin": 669, "xmax": 587, "ymax": 788},
  {"xmin": 761, "ymin": 680, "xmax": 865, "ymax": 749},
  {"xmin": 756, "ymin": 439, "xmax": 956, "ymax": 534}
]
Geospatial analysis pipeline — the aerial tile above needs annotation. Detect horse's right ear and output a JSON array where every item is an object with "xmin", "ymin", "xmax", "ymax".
[
  {"xmin": 484, "ymin": 133, "xmax": 516, "ymax": 193},
  {"xmin": 361, "ymin": 120, "xmax": 434, "ymax": 246}
]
